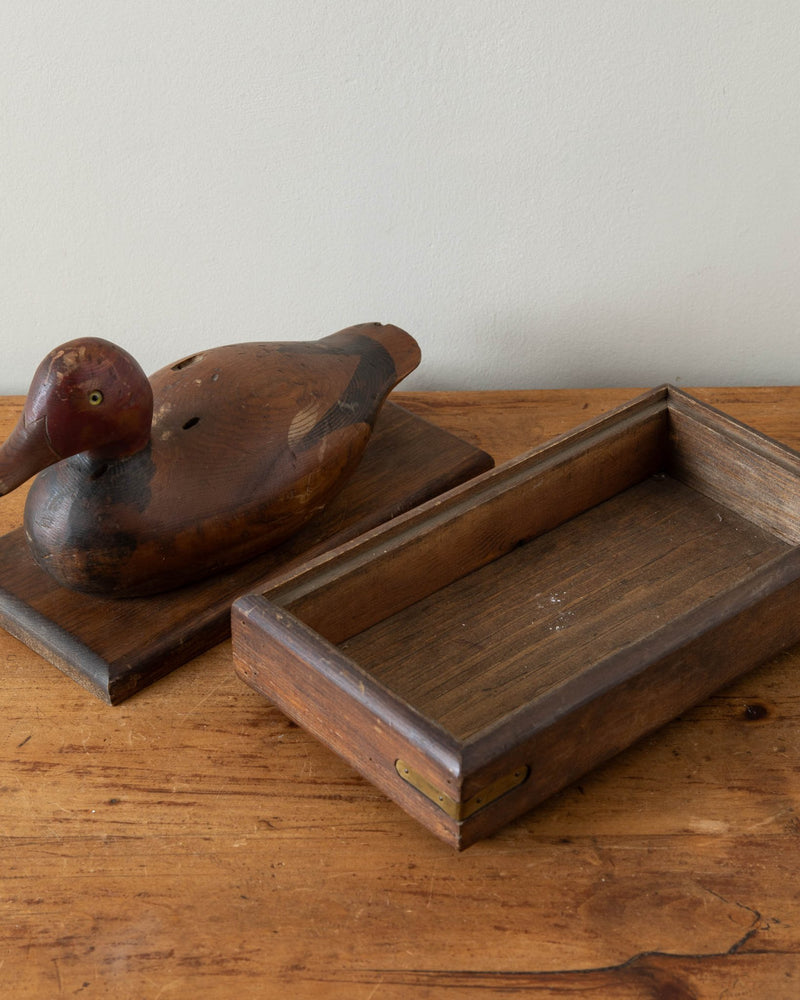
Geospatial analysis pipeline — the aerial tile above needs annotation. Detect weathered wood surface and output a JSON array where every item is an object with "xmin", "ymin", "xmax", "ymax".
[{"xmin": 1, "ymin": 388, "xmax": 799, "ymax": 997}]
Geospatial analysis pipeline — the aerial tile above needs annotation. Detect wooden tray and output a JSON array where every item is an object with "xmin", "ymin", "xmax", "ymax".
[
  {"xmin": 233, "ymin": 386, "xmax": 800, "ymax": 848},
  {"xmin": 0, "ymin": 403, "xmax": 492, "ymax": 703}
]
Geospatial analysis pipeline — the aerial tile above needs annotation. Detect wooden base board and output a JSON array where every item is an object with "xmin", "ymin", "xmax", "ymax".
[{"xmin": 0, "ymin": 403, "xmax": 492, "ymax": 703}]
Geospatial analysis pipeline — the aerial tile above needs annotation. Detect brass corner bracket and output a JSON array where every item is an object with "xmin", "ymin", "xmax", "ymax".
[{"xmin": 395, "ymin": 760, "xmax": 529, "ymax": 822}]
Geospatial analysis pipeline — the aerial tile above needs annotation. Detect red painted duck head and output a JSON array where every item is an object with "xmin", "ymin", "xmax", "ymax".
[{"xmin": 0, "ymin": 337, "xmax": 154, "ymax": 495}]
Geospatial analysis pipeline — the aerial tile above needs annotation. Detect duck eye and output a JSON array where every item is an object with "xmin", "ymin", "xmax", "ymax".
[{"xmin": 88, "ymin": 390, "xmax": 104, "ymax": 406}]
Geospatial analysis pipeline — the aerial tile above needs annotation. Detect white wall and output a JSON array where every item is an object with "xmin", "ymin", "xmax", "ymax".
[{"xmin": 2, "ymin": 1, "xmax": 798, "ymax": 393}]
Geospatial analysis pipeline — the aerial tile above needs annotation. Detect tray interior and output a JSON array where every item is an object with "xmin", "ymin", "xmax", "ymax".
[{"xmin": 337, "ymin": 473, "xmax": 790, "ymax": 741}]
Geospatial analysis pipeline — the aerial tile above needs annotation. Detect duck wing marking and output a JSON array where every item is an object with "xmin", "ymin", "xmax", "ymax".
[
  {"xmin": 299, "ymin": 334, "xmax": 395, "ymax": 449},
  {"xmin": 287, "ymin": 401, "xmax": 322, "ymax": 448}
]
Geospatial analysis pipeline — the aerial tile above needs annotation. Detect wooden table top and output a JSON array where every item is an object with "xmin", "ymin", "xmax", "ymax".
[{"xmin": 1, "ymin": 387, "xmax": 798, "ymax": 998}]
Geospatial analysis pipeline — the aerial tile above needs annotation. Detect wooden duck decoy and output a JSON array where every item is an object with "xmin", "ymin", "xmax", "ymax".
[{"xmin": 0, "ymin": 322, "xmax": 420, "ymax": 597}]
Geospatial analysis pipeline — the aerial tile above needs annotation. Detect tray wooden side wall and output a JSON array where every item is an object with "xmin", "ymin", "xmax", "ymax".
[{"xmin": 233, "ymin": 387, "xmax": 800, "ymax": 847}]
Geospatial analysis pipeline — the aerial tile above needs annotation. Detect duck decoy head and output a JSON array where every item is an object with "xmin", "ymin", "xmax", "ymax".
[{"xmin": 0, "ymin": 337, "xmax": 154, "ymax": 495}]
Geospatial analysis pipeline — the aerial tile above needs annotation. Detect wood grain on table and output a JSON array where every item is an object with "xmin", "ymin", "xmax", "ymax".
[{"xmin": 1, "ymin": 388, "xmax": 798, "ymax": 999}]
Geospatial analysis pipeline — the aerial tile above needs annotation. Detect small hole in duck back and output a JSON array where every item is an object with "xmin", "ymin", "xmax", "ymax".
[{"xmin": 172, "ymin": 354, "xmax": 203, "ymax": 371}]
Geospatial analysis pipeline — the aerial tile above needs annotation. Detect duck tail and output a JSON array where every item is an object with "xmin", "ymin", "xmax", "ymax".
[
  {"xmin": 325, "ymin": 322, "xmax": 421, "ymax": 386},
  {"xmin": 366, "ymin": 323, "xmax": 421, "ymax": 383}
]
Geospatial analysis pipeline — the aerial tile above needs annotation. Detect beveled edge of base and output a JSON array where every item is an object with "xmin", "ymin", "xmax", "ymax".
[{"xmin": 0, "ymin": 586, "xmax": 114, "ymax": 703}]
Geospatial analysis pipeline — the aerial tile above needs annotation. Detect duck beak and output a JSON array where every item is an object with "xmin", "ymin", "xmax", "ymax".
[{"xmin": 0, "ymin": 411, "xmax": 60, "ymax": 496}]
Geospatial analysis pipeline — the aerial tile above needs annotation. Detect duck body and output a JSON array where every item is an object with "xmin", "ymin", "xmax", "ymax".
[{"xmin": 0, "ymin": 323, "xmax": 420, "ymax": 597}]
